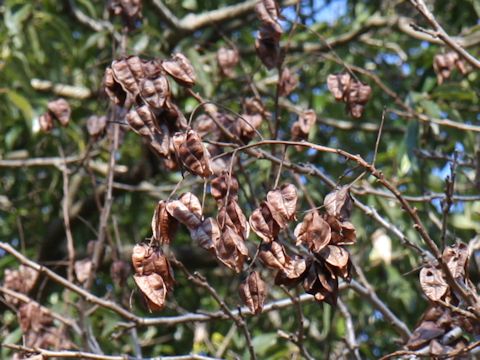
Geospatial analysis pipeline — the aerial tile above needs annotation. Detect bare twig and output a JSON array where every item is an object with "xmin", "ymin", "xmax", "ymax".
[
  {"xmin": 337, "ymin": 298, "xmax": 362, "ymax": 360},
  {"xmin": 408, "ymin": 0, "xmax": 480, "ymax": 69}
]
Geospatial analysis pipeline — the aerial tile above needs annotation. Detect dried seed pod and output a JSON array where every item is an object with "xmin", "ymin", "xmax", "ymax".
[
  {"xmin": 109, "ymin": 0, "xmax": 142, "ymax": 27},
  {"xmin": 86, "ymin": 115, "xmax": 108, "ymax": 138},
  {"xmin": 139, "ymin": 75, "xmax": 170, "ymax": 109},
  {"xmin": 442, "ymin": 242, "xmax": 469, "ymax": 280},
  {"xmin": 179, "ymin": 192, "xmax": 203, "ymax": 220},
  {"xmin": 239, "ymin": 271, "xmax": 267, "ymax": 314},
  {"xmin": 327, "ymin": 72, "xmax": 352, "ymax": 100},
  {"xmin": 291, "ymin": 109, "xmax": 316, "ymax": 145},
  {"xmin": 327, "ymin": 72, "xmax": 371, "ymax": 118},
  {"xmin": 74, "ymin": 259, "xmax": 92, "ymax": 283},
  {"xmin": 324, "ymin": 187, "xmax": 352, "ymax": 221},
  {"xmin": 133, "ymin": 273, "xmax": 167, "ymax": 312},
  {"xmin": 258, "ymin": 241, "xmax": 289, "ymax": 270},
  {"xmin": 162, "ymin": 53, "xmax": 196, "ymax": 87},
  {"xmin": 4, "ymin": 265, "xmax": 39, "ymax": 304},
  {"xmin": 39, "ymin": 112, "xmax": 54, "ymax": 132},
  {"xmin": 420, "ymin": 264, "xmax": 448, "ymax": 302},
  {"xmin": 173, "ymin": 130, "xmax": 212, "ymax": 178},
  {"xmin": 255, "ymin": 0, "xmax": 283, "ymax": 36},
  {"xmin": 47, "ymin": 98, "xmax": 71, "ymax": 126},
  {"xmin": 265, "ymin": 183, "xmax": 298, "ymax": 228},
  {"xmin": 166, "ymin": 199, "xmax": 202, "ymax": 230},
  {"xmin": 236, "ymin": 113, "xmax": 262, "ymax": 143},
  {"xmin": 217, "ymin": 47, "xmax": 239, "ymax": 77},
  {"xmin": 126, "ymin": 105, "xmax": 156, "ymax": 137},
  {"xmin": 279, "ymin": 67, "xmax": 298, "ymax": 96},
  {"xmin": 249, "ymin": 202, "xmax": 280, "ymax": 243},
  {"xmin": 302, "ymin": 262, "xmax": 339, "ymax": 305},
  {"xmin": 294, "ymin": 211, "xmax": 331, "ymax": 253},
  {"xmin": 211, "ymin": 172, "xmax": 239, "ymax": 201},
  {"xmin": 217, "ymin": 198, "xmax": 250, "ymax": 240},
  {"xmin": 190, "ymin": 217, "xmax": 221, "ymax": 252},
  {"xmin": 19, "ymin": 302, "xmax": 73, "ymax": 349},
  {"xmin": 111, "ymin": 57, "xmax": 143, "ymax": 97},
  {"xmin": 406, "ymin": 320, "xmax": 445, "ymax": 350},
  {"xmin": 104, "ymin": 67, "xmax": 127, "ymax": 106},
  {"xmin": 318, "ymin": 245, "xmax": 350, "ymax": 269},
  {"xmin": 243, "ymin": 97, "xmax": 266, "ymax": 115},
  {"xmin": 131, "ymin": 244, "xmax": 174, "ymax": 290},
  {"xmin": 215, "ymin": 226, "xmax": 249, "ymax": 272},
  {"xmin": 255, "ymin": 27, "xmax": 282, "ymax": 69},
  {"xmin": 151, "ymin": 200, "xmax": 176, "ymax": 244},
  {"xmin": 433, "ymin": 52, "xmax": 465, "ymax": 84},
  {"xmin": 110, "ymin": 259, "xmax": 130, "ymax": 287},
  {"xmin": 274, "ymin": 256, "xmax": 307, "ymax": 287},
  {"xmin": 345, "ymin": 81, "xmax": 372, "ymax": 118}
]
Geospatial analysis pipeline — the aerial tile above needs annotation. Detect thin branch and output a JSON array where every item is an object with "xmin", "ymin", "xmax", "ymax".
[
  {"xmin": 408, "ymin": 0, "xmax": 480, "ymax": 69},
  {"xmin": 337, "ymin": 298, "xmax": 362, "ymax": 360},
  {"xmin": 0, "ymin": 286, "xmax": 81, "ymax": 334},
  {"xmin": 2, "ymin": 344, "xmax": 223, "ymax": 360},
  {"xmin": 85, "ymin": 122, "xmax": 119, "ymax": 290}
]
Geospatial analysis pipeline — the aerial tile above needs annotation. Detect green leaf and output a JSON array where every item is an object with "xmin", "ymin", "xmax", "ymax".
[{"xmin": 6, "ymin": 90, "xmax": 34, "ymax": 121}]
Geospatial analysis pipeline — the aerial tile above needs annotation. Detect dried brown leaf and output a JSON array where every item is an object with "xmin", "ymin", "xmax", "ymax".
[{"xmin": 239, "ymin": 271, "xmax": 267, "ymax": 314}]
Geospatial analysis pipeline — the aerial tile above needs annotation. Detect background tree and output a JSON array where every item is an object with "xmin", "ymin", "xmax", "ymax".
[{"xmin": 1, "ymin": 0, "xmax": 480, "ymax": 359}]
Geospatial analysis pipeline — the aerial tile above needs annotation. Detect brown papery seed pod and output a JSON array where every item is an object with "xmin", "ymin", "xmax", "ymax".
[
  {"xmin": 47, "ymin": 98, "xmax": 71, "ymax": 126},
  {"xmin": 151, "ymin": 200, "xmax": 176, "ymax": 245},
  {"xmin": 294, "ymin": 211, "xmax": 331, "ymax": 253},
  {"xmin": 39, "ymin": 112, "xmax": 54, "ymax": 132},
  {"xmin": 211, "ymin": 171, "xmax": 239, "ymax": 201},
  {"xmin": 265, "ymin": 183, "xmax": 298, "ymax": 228},
  {"xmin": 162, "ymin": 53, "xmax": 196, "ymax": 87},
  {"xmin": 327, "ymin": 72, "xmax": 352, "ymax": 101},
  {"xmin": 166, "ymin": 199, "xmax": 202, "ymax": 230},
  {"xmin": 215, "ymin": 226, "xmax": 249, "ymax": 272},
  {"xmin": 279, "ymin": 67, "xmax": 298, "ymax": 96},
  {"xmin": 173, "ymin": 130, "xmax": 212, "ymax": 178},
  {"xmin": 323, "ymin": 186, "xmax": 353, "ymax": 221},
  {"xmin": 86, "ymin": 115, "xmax": 108, "ymax": 138},
  {"xmin": 239, "ymin": 271, "xmax": 267, "ymax": 314},
  {"xmin": 249, "ymin": 202, "xmax": 280, "ymax": 243},
  {"xmin": 217, "ymin": 47, "xmax": 239, "ymax": 77}
]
